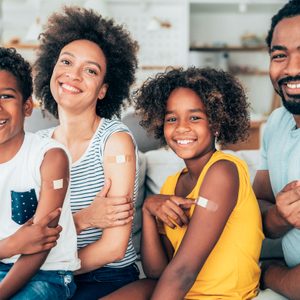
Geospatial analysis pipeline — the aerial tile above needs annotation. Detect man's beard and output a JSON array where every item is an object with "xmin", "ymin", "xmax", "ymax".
[{"xmin": 277, "ymin": 76, "xmax": 300, "ymax": 115}]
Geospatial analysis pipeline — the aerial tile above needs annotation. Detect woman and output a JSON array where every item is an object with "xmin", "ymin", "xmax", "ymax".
[{"xmin": 34, "ymin": 6, "xmax": 140, "ymax": 299}]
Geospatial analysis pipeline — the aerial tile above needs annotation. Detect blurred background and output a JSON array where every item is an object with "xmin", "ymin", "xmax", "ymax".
[{"xmin": 0, "ymin": 0, "xmax": 287, "ymax": 150}]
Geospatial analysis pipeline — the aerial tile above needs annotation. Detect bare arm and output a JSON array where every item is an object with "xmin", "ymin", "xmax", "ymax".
[
  {"xmin": 151, "ymin": 161, "xmax": 238, "ymax": 300},
  {"xmin": 73, "ymin": 178, "xmax": 133, "ymax": 233},
  {"xmin": 76, "ymin": 132, "xmax": 136, "ymax": 274},
  {"xmin": 0, "ymin": 209, "xmax": 62, "ymax": 260},
  {"xmin": 261, "ymin": 262, "xmax": 300, "ymax": 300},
  {"xmin": 141, "ymin": 195, "xmax": 172, "ymax": 278},
  {"xmin": 0, "ymin": 148, "xmax": 69, "ymax": 299},
  {"xmin": 253, "ymin": 171, "xmax": 300, "ymax": 238}
]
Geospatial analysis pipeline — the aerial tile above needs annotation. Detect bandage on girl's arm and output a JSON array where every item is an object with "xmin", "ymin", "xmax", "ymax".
[
  {"xmin": 150, "ymin": 160, "xmax": 239, "ymax": 300},
  {"xmin": 0, "ymin": 148, "xmax": 69, "ymax": 298}
]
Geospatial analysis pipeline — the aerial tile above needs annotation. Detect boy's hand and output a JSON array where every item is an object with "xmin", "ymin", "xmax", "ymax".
[
  {"xmin": 11, "ymin": 208, "xmax": 62, "ymax": 256},
  {"xmin": 143, "ymin": 194, "xmax": 194, "ymax": 228}
]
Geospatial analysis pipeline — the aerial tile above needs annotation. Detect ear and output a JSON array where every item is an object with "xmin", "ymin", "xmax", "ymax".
[
  {"xmin": 23, "ymin": 97, "xmax": 33, "ymax": 117},
  {"xmin": 97, "ymin": 83, "xmax": 109, "ymax": 101}
]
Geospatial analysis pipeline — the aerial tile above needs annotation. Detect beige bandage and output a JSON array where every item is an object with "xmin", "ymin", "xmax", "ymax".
[
  {"xmin": 196, "ymin": 196, "xmax": 218, "ymax": 212},
  {"xmin": 42, "ymin": 178, "xmax": 69, "ymax": 190},
  {"xmin": 106, "ymin": 155, "xmax": 133, "ymax": 164}
]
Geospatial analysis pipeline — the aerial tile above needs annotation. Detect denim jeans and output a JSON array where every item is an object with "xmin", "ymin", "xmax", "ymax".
[
  {"xmin": 72, "ymin": 263, "xmax": 140, "ymax": 300},
  {"xmin": 0, "ymin": 263, "xmax": 76, "ymax": 299}
]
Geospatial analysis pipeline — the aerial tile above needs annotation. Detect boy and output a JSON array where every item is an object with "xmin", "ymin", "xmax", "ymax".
[{"xmin": 0, "ymin": 47, "xmax": 80, "ymax": 299}]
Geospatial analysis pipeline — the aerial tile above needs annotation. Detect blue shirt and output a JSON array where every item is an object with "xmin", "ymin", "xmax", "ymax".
[{"xmin": 259, "ymin": 107, "xmax": 300, "ymax": 267}]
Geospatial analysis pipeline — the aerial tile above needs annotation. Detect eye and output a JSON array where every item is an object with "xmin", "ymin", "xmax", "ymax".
[
  {"xmin": 165, "ymin": 116, "xmax": 177, "ymax": 123},
  {"xmin": 60, "ymin": 59, "xmax": 71, "ymax": 65},
  {"xmin": 85, "ymin": 68, "xmax": 98, "ymax": 75},
  {"xmin": 271, "ymin": 53, "xmax": 287, "ymax": 61},
  {"xmin": 0, "ymin": 94, "xmax": 14, "ymax": 100},
  {"xmin": 190, "ymin": 116, "xmax": 201, "ymax": 121}
]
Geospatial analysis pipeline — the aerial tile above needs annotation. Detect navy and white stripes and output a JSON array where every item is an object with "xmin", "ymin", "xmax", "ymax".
[{"xmin": 38, "ymin": 118, "xmax": 138, "ymax": 268}]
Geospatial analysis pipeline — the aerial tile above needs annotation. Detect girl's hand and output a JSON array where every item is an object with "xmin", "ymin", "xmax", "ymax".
[
  {"xmin": 11, "ymin": 208, "xmax": 62, "ymax": 255},
  {"xmin": 143, "ymin": 194, "xmax": 194, "ymax": 228}
]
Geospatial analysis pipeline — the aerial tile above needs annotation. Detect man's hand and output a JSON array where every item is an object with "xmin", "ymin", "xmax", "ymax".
[
  {"xmin": 276, "ymin": 180, "xmax": 300, "ymax": 228},
  {"xmin": 143, "ymin": 194, "xmax": 194, "ymax": 229},
  {"xmin": 10, "ymin": 208, "xmax": 62, "ymax": 256},
  {"xmin": 83, "ymin": 179, "xmax": 134, "ymax": 230}
]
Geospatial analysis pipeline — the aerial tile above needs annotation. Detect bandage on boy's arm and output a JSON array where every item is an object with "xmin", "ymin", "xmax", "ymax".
[
  {"xmin": 0, "ymin": 148, "xmax": 69, "ymax": 298},
  {"xmin": 77, "ymin": 132, "xmax": 136, "ymax": 274}
]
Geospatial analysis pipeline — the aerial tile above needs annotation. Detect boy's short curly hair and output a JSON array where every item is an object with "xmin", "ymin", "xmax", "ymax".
[
  {"xmin": 0, "ymin": 47, "xmax": 32, "ymax": 102},
  {"xmin": 134, "ymin": 67, "xmax": 250, "ymax": 146},
  {"xmin": 34, "ymin": 6, "xmax": 138, "ymax": 119},
  {"xmin": 266, "ymin": 0, "xmax": 300, "ymax": 48}
]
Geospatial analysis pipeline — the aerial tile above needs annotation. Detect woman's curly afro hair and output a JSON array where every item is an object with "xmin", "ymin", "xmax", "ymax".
[
  {"xmin": 266, "ymin": 0, "xmax": 300, "ymax": 49},
  {"xmin": 134, "ymin": 67, "xmax": 250, "ymax": 147},
  {"xmin": 34, "ymin": 6, "xmax": 138, "ymax": 119},
  {"xmin": 0, "ymin": 47, "xmax": 32, "ymax": 102}
]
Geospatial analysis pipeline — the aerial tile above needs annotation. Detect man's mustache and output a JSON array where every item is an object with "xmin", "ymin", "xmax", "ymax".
[{"xmin": 278, "ymin": 75, "xmax": 300, "ymax": 87}]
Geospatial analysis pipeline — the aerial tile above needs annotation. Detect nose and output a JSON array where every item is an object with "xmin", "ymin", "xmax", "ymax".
[
  {"xmin": 176, "ymin": 119, "xmax": 191, "ymax": 133},
  {"xmin": 65, "ymin": 67, "xmax": 82, "ymax": 81},
  {"xmin": 284, "ymin": 54, "xmax": 300, "ymax": 77}
]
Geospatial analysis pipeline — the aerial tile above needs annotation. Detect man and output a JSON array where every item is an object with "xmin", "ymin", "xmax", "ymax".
[{"xmin": 253, "ymin": 0, "xmax": 300, "ymax": 298}]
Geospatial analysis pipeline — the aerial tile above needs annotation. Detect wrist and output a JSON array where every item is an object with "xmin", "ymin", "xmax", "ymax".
[
  {"xmin": 5, "ymin": 236, "xmax": 17, "ymax": 257},
  {"xmin": 73, "ymin": 209, "xmax": 90, "ymax": 234}
]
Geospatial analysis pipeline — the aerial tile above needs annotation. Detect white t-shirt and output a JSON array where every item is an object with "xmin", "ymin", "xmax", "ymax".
[{"xmin": 0, "ymin": 132, "xmax": 80, "ymax": 271}]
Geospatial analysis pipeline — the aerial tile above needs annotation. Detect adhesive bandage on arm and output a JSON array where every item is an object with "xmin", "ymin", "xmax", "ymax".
[
  {"xmin": 196, "ymin": 196, "xmax": 218, "ymax": 212},
  {"xmin": 106, "ymin": 154, "xmax": 133, "ymax": 164},
  {"xmin": 41, "ymin": 178, "xmax": 69, "ymax": 190}
]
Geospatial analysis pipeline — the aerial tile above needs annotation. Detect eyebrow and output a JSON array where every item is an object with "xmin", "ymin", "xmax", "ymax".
[
  {"xmin": 60, "ymin": 51, "xmax": 102, "ymax": 71},
  {"xmin": 165, "ymin": 108, "xmax": 206, "ymax": 114},
  {"xmin": 270, "ymin": 45, "xmax": 287, "ymax": 53},
  {"xmin": 0, "ymin": 87, "xmax": 17, "ymax": 93}
]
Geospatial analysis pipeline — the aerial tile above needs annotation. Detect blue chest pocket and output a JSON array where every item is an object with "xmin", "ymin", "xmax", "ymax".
[{"xmin": 11, "ymin": 189, "xmax": 38, "ymax": 225}]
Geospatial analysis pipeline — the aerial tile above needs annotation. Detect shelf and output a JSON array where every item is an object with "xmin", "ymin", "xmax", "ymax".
[
  {"xmin": 190, "ymin": 46, "xmax": 267, "ymax": 52},
  {"xmin": 3, "ymin": 43, "xmax": 38, "ymax": 49}
]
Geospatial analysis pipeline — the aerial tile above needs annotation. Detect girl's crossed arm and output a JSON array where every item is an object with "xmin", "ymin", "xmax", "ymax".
[
  {"xmin": 0, "ymin": 148, "xmax": 69, "ymax": 299},
  {"xmin": 151, "ymin": 160, "xmax": 239, "ymax": 300}
]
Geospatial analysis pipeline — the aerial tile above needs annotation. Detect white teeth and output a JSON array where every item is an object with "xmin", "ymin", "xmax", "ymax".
[
  {"xmin": 61, "ymin": 83, "xmax": 80, "ymax": 93},
  {"xmin": 177, "ymin": 140, "xmax": 193, "ymax": 145},
  {"xmin": 0, "ymin": 120, "xmax": 7, "ymax": 125},
  {"xmin": 287, "ymin": 83, "xmax": 300, "ymax": 89}
]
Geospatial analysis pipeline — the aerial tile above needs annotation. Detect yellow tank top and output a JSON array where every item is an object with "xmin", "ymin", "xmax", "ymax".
[{"xmin": 160, "ymin": 151, "xmax": 264, "ymax": 299}]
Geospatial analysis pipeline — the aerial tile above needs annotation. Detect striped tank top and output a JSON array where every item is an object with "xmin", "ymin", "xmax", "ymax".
[{"xmin": 38, "ymin": 118, "xmax": 138, "ymax": 268}]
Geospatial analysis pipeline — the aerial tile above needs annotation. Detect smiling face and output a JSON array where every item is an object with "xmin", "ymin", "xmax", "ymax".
[
  {"xmin": 0, "ymin": 70, "xmax": 32, "ymax": 158},
  {"xmin": 163, "ymin": 87, "xmax": 215, "ymax": 162},
  {"xmin": 50, "ymin": 39, "xmax": 108, "ymax": 116},
  {"xmin": 269, "ymin": 15, "xmax": 300, "ymax": 115}
]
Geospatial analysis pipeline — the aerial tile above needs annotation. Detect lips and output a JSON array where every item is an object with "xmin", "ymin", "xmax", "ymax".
[
  {"xmin": 175, "ymin": 139, "xmax": 195, "ymax": 145},
  {"xmin": 0, "ymin": 119, "xmax": 8, "ymax": 126},
  {"xmin": 60, "ymin": 82, "xmax": 81, "ymax": 94}
]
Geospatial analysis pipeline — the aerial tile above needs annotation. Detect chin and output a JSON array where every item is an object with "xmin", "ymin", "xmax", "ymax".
[{"xmin": 282, "ymin": 96, "xmax": 300, "ymax": 115}]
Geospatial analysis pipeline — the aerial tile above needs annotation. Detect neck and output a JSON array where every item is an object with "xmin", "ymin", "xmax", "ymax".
[
  {"xmin": 184, "ymin": 148, "xmax": 216, "ymax": 181},
  {"xmin": 0, "ymin": 131, "xmax": 25, "ymax": 163},
  {"xmin": 55, "ymin": 110, "xmax": 101, "ymax": 146},
  {"xmin": 294, "ymin": 114, "xmax": 300, "ymax": 129}
]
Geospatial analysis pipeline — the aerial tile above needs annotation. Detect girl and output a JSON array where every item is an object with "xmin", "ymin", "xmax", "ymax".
[{"xmin": 103, "ymin": 67, "xmax": 264, "ymax": 299}]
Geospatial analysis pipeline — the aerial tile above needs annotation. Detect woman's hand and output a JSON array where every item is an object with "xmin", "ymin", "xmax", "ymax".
[
  {"xmin": 143, "ymin": 194, "xmax": 194, "ymax": 228},
  {"xmin": 74, "ymin": 179, "xmax": 134, "ymax": 232}
]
